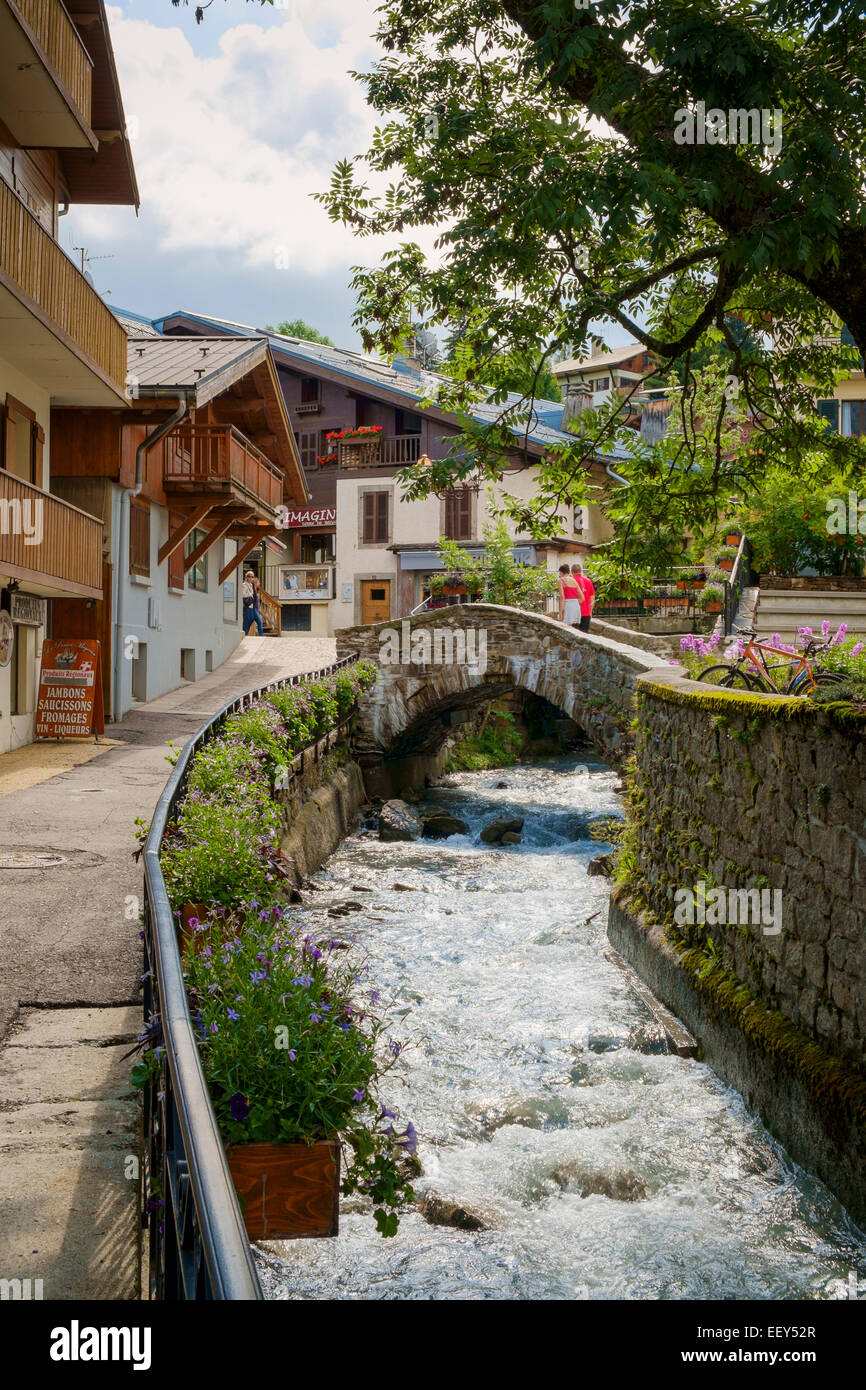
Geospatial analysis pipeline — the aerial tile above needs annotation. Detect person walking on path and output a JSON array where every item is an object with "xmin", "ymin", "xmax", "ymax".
[
  {"xmin": 243, "ymin": 570, "xmax": 264, "ymax": 636},
  {"xmin": 558, "ymin": 563, "xmax": 583, "ymax": 627},
  {"xmin": 571, "ymin": 561, "xmax": 596, "ymax": 632}
]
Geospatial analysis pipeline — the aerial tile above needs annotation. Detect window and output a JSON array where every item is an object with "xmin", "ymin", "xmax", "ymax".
[
  {"xmin": 444, "ymin": 487, "xmax": 473, "ymax": 540},
  {"xmin": 167, "ymin": 512, "xmax": 185, "ymax": 590},
  {"xmin": 129, "ymin": 500, "xmax": 151, "ymax": 577},
  {"xmin": 282, "ymin": 604, "xmax": 311, "ymax": 632},
  {"xmin": 300, "ymin": 377, "xmax": 319, "ymax": 404},
  {"xmin": 223, "ymin": 538, "xmax": 238, "ymax": 621},
  {"xmin": 300, "ymin": 532, "xmax": 335, "ymax": 563},
  {"xmin": 361, "ymin": 490, "xmax": 389, "ymax": 544},
  {"xmin": 186, "ymin": 528, "xmax": 208, "ymax": 591},
  {"xmin": 841, "ymin": 401, "xmax": 866, "ymax": 436},
  {"xmin": 395, "ymin": 408, "xmax": 423, "ymax": 435},
  {"xmin": 596, "ymin": 376, "xmax": 609, "ymax": 392},
  {"xmin": 298, "ymin": 430, "xmax": 319, "ymax": 469}
]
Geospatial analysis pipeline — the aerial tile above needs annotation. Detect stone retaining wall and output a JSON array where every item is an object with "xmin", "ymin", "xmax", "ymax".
[{"xmin": 618, "ymin": 670, "xmax": 866, "ymax": 1068}]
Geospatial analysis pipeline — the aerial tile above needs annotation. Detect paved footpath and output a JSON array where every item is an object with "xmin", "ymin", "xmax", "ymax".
[{"xmin": 0, "ymin": 635, "xmax": 334, "ymax": 1300}]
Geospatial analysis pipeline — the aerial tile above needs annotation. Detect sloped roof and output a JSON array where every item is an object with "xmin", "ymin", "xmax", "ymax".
[
  {"xmin": 553, "ymin": 342, "xmax": 652, "ymax": 375},
  {"xmin": 119, "ymin": 306, "xmax": 639, "ymax": 462},
  {"xmin": 125, "ymin": 336, "xmax": 270, "ymax": 406}
]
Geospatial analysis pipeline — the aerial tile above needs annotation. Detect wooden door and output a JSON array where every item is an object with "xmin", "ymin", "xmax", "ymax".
[{"xmin": 361, "ymin": 580, "xmax": 391, "ymax": 624}]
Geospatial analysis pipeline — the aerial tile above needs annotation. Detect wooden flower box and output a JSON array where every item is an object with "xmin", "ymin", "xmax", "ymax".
[
  {"xmin": 227, "ymin": 1139, "xmax": 340, "ymax": 1241},
  {"xmin": 717, "ymin": 558, "xmax": 734, "ymax": 572}
]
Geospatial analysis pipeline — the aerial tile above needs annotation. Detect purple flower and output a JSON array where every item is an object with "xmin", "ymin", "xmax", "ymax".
[
  {"xmin": 309, "ymin": 1013, "xmax": 323, "ymax": 1024},
  {"xmin": 209, "ymin": 1021, "xmax": 219, "ymax": 1035},
  {"xmin": 852, "ymin": 642, "xmax": 864, "ymax": 657},
  {"xmin": 370, "ymin": 990, "xmax": 380, "ymax": 1005},
  {"xmin": 822, "ymin": 620, "xmax": 831, "ymax": 637},
  {"xmin": 229, "ymin": 1093, "xmax": 250, "ymax": 1121},
  {"xmin": 379, "ymin": 1105, "xmax": 396, "ymax": 1120},
  {"xmin": 352, "ymin": 1089, "xmax": 365, "ymax": 1103},
  {"xmin": 389, "ymin": 1040, "xmax": 403, "ymax": 1057},
  {"xmin": 288, "ymin": 1049, "xmax": 296, "ymax": 1061},
  {"xmin": 398, "ymin": 1121, "xmax": 418, "ymax": 1155},
  {"xmin": 227, "ymin": 1008, "xmax": 240, "ymax": 1023},
  {"xmin": 250, "ymin": 970, "xmax": 267, "ymax": 984}
]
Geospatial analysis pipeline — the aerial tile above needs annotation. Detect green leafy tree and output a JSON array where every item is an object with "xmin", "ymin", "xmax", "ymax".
[
  {"xmin": 317, "ymin": 0, "xmax": 866, "ymax": 570},
  {"xmin": 266, "ymin": 318, "xmax": 334, "ymax": 346}
]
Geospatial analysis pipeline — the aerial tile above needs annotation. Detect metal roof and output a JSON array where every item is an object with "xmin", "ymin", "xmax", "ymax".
[
  {"xmin": 118, "ymin": 307, "xmax": 639, "ymax": 461},
  {"xmin": 125, "ymin": 335, "xmax": 269, "ymax": 405}
]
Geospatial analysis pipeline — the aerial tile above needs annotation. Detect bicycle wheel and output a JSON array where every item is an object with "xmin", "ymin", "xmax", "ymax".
[
  {"xmin": 698, "ymin": 665, "xmax": 758, "ymax": 690},
  {"xmin": 786, "ymin": 668, "xmax": 847, "ymax": 695}
]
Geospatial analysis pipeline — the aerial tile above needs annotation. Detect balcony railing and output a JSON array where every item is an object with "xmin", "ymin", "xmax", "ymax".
[
  {"xmin": 0, "ymin": 470, "xmax": 102, "ymax": 597},
  {"xmin": 162, "ymin": 426, "xmax": 284, "ymax": 514},
  {"xmin": 337, "ymin": 433, "xmax": 422, "ymax": 470},
  {"xmin": 13, "ymin": 0, "xmax": 93, "ymax": 125},
  {"xmin": 0, "ymin": 177, "xmax": 127, "ymax": 394}
]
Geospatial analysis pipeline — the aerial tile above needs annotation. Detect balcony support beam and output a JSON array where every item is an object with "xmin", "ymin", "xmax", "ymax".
[
  {"xmin": 219, "ymin": 530, "xmax": 274, "ymax": 586},
  {"xmin": 157, "ymin": 501, "xmax": 214, "ymax": 567},
  {"xmin": 183, "ymin": 512, "xmax": 245, "ymax": 574}
]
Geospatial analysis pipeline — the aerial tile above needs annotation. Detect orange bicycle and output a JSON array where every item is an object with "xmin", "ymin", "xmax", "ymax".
[{"xmin": 698, "ymin": 630, "xmax": 847, "ymax": 695}]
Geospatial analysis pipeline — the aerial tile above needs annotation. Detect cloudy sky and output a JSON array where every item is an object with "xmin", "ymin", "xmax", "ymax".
[
  {"xmin": 63, "ymin": 0, "xmax": 400, "ymax": 346},
  {"xmin": 63, "ymin": 0, "xmax": 624, "ymax": 354}
]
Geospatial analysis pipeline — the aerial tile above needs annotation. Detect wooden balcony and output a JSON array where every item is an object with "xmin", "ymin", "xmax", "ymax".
[
  {"xmin": 0, "ymin": 0, "xmax": 94, "ymax": 147},
  {"xmin": 0, "ymin": 176, "xmax": 128, "ymax": 404},
  {"xmin": 161, "ymin": 425, "xmax": 284, "ymax": 517},
  {"xmin": 0, "ymin": 469, "xmax": 102, "ymax": 598},
  {"xmin": 338, "ymin": 433, "xmax": 422, "ymax": 470}
]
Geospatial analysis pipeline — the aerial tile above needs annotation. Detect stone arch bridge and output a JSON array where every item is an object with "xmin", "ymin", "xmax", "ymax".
[{"xmin": 335, "ymin": 604, "xmax": 670, "ymax": 795}]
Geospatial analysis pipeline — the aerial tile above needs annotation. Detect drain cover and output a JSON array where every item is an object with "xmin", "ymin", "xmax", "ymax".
[{"xmin": 0, "ymin": 850, "xmax": 67, "ymax": 869}]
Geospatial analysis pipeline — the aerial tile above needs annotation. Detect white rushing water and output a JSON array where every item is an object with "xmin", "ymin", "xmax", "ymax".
[{"xmin": 258, "ymin": 756, "xmax": 866, "ymax": 1301}]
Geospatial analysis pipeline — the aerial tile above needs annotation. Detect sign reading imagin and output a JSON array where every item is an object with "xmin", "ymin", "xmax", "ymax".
[{"xmin": 35, "ymin": 639, "xmax": 104, "ymax": 739}]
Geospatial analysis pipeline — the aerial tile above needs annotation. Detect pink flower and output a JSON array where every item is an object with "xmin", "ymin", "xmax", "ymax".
[
  {"xmin": 821, "ymin": 620, "xmax": 831, "ymax": 637},
  {"xmin": 852, "ymin": 642, "xmax": 864, "ymax": 656}
]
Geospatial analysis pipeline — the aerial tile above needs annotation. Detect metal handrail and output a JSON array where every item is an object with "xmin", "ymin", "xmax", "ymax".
[{"xmin": 142, "ymin": 653, "xmax": 360, "ymax": 1299}]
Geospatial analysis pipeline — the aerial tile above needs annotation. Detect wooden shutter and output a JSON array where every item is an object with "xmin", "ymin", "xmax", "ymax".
[
  {"xmin": 32, "ymin": 424, "xmax": 44, "ymax": 489},
  {"xmin": 445, "ymin": 488, "xmax": 472, "ymax": 540},
  {"xmin": 363, "ymin": 491, "xmax": 388, "ymax": 543},
  {"xmin": 130, "ymin": 500, "xmax": 151, "ymax": 577},
  {"xmin": 298, "ymin": 431, "xmax": 318, "ymax": 468},
  {"xmin": 167, "ymin": 511, "xmax": 185, "ymax": 589}
]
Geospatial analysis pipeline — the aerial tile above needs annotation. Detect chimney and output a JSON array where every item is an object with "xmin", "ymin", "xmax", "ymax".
[
  {"xmin": 590, "ymin": 334, "xmax": 605, "ymax": 356},
  {"xmin": 560, "ymin": 388, "xmax": 592, "ymax": 430}
]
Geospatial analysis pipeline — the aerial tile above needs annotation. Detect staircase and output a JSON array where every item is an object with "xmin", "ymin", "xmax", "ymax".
[
  {"xmin": 754, "ymin": 583, "xmax": 866, "ymax": 645},
  {"xmin": 258, "ymin": 587, "xmax": 282, "ymax": 636}
]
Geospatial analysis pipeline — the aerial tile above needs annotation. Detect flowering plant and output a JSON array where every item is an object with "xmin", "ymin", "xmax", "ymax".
[
  {"xmin": 183, "ymin": 910, "xmax": 416, "ymax": 1235},
  {"xmin": 325, "ymin": 426, "xmax": 383, "ymax": 441},
  {"xmin": 317, "ymin": 453, "xmax": 338, "ymax": 465},
  {"xmin": 160, "ymin": 664, "xmax": 377, "ymax": 912}
]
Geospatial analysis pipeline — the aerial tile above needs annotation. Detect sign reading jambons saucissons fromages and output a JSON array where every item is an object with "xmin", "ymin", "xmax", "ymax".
[{"xmin": 35, "ymin": 639, "xmax": 104, "ymax": 739}]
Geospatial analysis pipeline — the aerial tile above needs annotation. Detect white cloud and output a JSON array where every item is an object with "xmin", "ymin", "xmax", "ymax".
[{"xmin": 76, "ymin": 2, "xmax": 412, "ymax": 276}]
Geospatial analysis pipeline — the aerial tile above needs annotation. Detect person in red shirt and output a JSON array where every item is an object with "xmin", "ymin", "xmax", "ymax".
[
  {"xmin": 558, "ymin": 564, "xmax": 583, "ymax": 626},
  {"xmin": 571, "ymin": 562, "xmax": 596, "ymax": 632}
]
